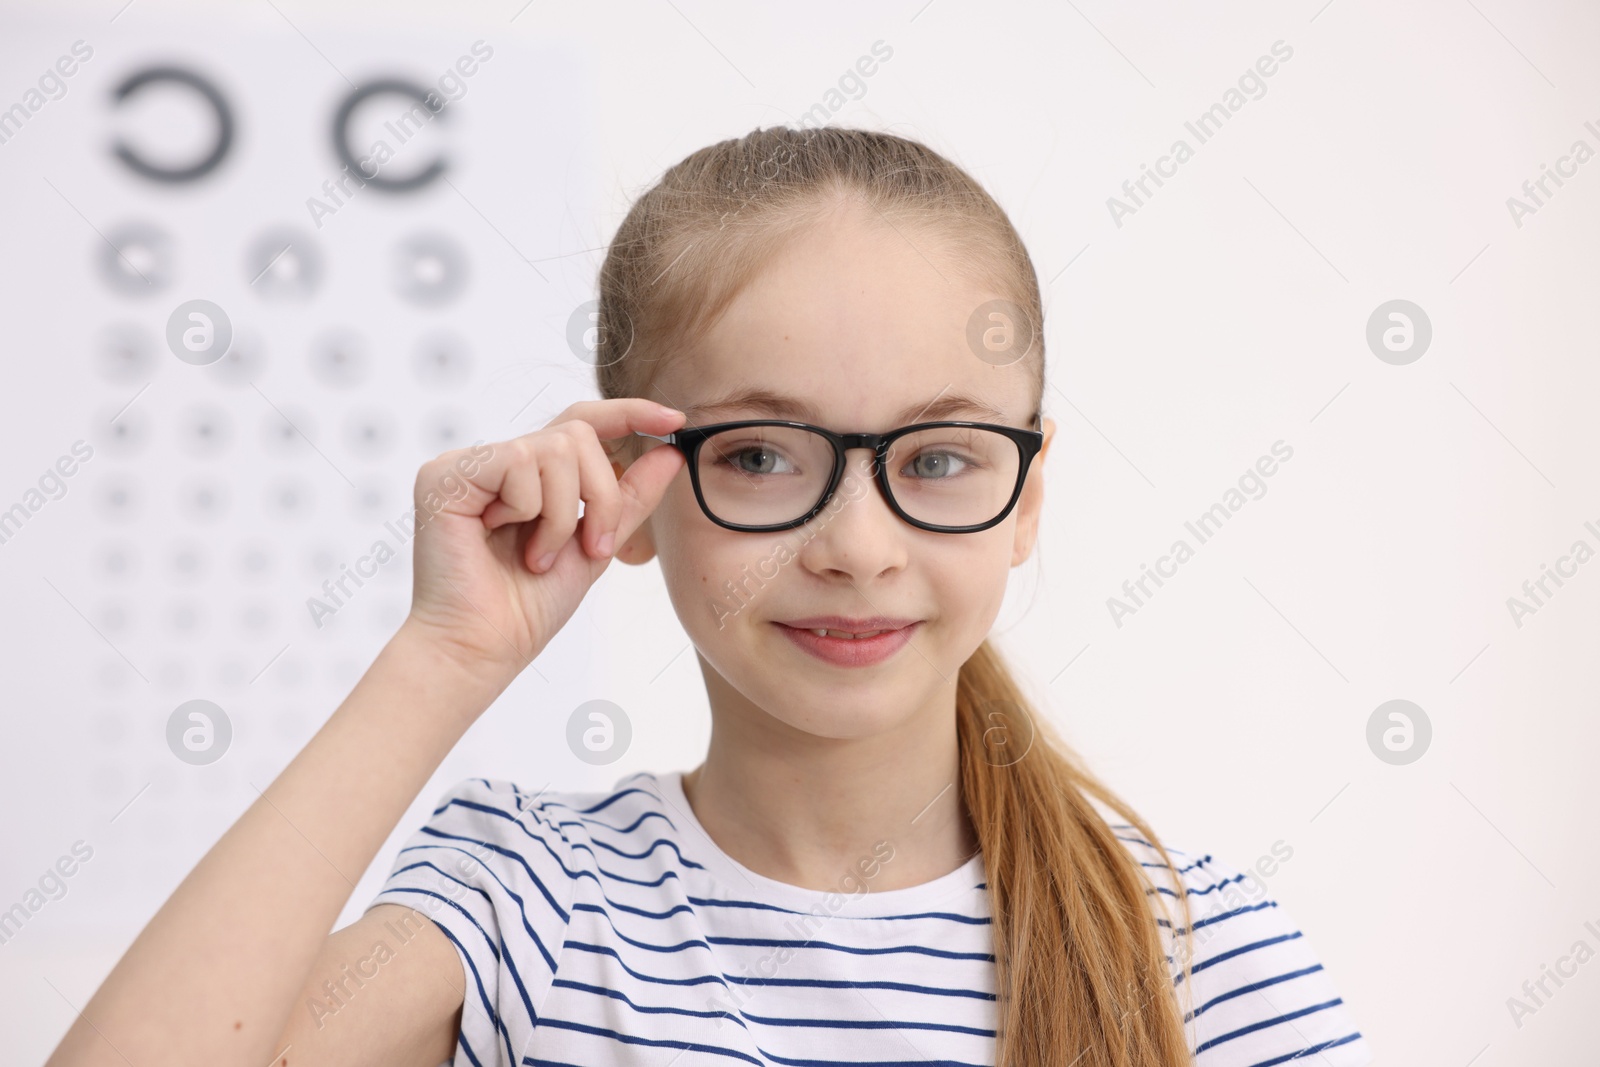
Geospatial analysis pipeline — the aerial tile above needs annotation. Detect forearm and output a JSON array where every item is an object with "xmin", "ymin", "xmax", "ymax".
[{"xmin": 47, "ymin": 619, "xmax": 514, "ymax": 1067}]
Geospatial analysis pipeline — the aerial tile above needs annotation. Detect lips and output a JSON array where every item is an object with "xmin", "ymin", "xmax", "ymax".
[{"xmin": 773, "ymin": 619, "xmax": 921, "ymax": 668}]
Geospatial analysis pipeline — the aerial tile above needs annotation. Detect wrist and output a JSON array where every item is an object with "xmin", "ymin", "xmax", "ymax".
[
  {"xmin": 385, "ymin": 616, "xmax": 522, "ymax": 714},
  {"xmin": 395, "ymin": 614, "xmax": 524, "ymax": 687}
]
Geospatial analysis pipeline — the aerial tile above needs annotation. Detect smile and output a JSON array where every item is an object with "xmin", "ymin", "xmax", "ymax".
[{"xmin": 773, "ymin": 622, "xmax": 920, "ymax": 667}]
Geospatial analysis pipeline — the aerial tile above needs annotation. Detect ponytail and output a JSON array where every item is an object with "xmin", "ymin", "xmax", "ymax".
[{"xmin": 957, "ymin": 640, "xmax": 1196, "ymax": 1065}]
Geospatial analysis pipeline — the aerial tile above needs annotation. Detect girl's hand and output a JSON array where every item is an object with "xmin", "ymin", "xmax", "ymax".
[{"xmin": 403, "ymin": 398, "xmax": 686, "ymax": 680}]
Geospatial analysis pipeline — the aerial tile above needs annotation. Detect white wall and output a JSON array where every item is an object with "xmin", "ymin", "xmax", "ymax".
[{"xmin": 1, "ymin": 0, "xmax": 1595, "ymax": 1062}]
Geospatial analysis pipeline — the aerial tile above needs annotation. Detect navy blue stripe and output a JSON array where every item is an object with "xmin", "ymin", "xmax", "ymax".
[
  {"xmin": 1142, "ymin": 854, "xmax": 1212, "ymax": 874},
  {"xmin": 726, "ymin": 975, "xmax": 995, "ymax": 1001},
  {"xmin": 706, "ymin": 935, "xmax": 993, "ymax": 962},
  {"xmin": 571, "ymin": 786, "xmax": 663, "ymax": 816},
  {"xmin": 759, "ymin": 1051, "xmax": 988, "ymax": 1067},
  {"xmin": 1180, "ymin": 871, "xmax": 1251, "ymax": 898},
  {"xmin": 1175, "ymin": 931, "xmax": 1305, "ymax": 988},
  {"xmin": 560, "ymin": 941, "xmax": 993, "ymax": 1003},
  {"xmin": 1187, "ymin": 931, "xmax": 1303, "ymax": 980},
  {"xmin": 453, "ymin": 1033, "xmax": 486, "ymax": 1067},
  {"xmin": 427, "ymin": 917, "xmax": 513, "ymax": 1066},
  {"xmin": 739, "ymin": 1011, "xmax": 994, "ymax": 1038},
  {"xmin": 687, "ymin": 894, "xmax": 988, "ymax": 926},
  {"xmin": 1240, "ymin": 1032, "xmax": 1363, "ymax": 1066},
  {"xmin": 534, "ymin": 1017, "xmax": 985, "ymax": 1067},
  {"xmin": 1193, "ymin": 997, "xmax": 1349, "ymax": 1053},
  {"xmin": 564, "ymin": 941, "xmax": 727, "ymax": 987},
  {"xmin": 1112, "ymin": 832, "xmax": 1190, "ymax": 857},
  {"xmin": 590, "ymin": 895, "xmax": 697, "ymax": 922},
  {"xmin": 1191, "ymin": 900, "xmax": 1277, "ymax": 931},
  {"xmin": 571, "ymin": 901, "xmax": 713, "ymax": 954},
  {"xmin": 581, "ymin": 833, "xmax": 708, "ymax": 869},
  {"xmin": 550, "ymin": 977, "xmax": 748, "ymax": 1027},
  {"xmin": 530, "ymin": 1017, "xmax": 764, "ymax": 1064},
  {"xmin": 1184, "ymin": 964, "xmax": 1325, "ymax": 1022},
  {"xmin": 550, "ymin": 808, "xmax": 675, "ymax": 836},
  {"xmin": 1156, "ymin": 898, "xmax": 1279, "ymax": 937}
]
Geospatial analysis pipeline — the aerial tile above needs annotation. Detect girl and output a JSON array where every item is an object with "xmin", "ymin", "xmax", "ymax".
[{"xmin": 48, "ymin": 126, "xmax": 1372, "ymax": 1067}]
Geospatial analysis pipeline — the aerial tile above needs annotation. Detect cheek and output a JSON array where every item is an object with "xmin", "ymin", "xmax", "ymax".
[
  {"xmin": 646, "ymin": 475, "xmax": 700, "ymax": 556},
  {"xmin": 652, "ymin": 499, "xmax": 751, "ymax": 620},
  {"xmin": 934, "ymin": 533, "xmax": 1012, "ymax": 619}
]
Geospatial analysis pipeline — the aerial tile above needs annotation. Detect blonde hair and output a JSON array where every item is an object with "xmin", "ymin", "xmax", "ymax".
[{"xmin": 594, "ymin": 124, "xmax": 1196, "ymax": 1065}]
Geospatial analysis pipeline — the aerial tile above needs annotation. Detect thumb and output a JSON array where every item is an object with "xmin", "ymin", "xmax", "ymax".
[{"xmin": 610, "ymin": 441, "xmax": 687, "ymax": 553}]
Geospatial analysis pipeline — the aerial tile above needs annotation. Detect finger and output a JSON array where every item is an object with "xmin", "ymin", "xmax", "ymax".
[
  {"xmin": 548, "ymin": 398, "xmax": 685, "ymax": 444},
  {"xmin": 480, "ymin": 447, "xmax": 543, "ymax": 531},
  {"xmin": 607, "ymin": 434, "xmax": 687, "ymax": 556},
  {"xmin": 448, "ymin": 398, "xmax": 684, "ymax": 550},
  {"xmin": 522, "ymin": 436, "xmax": 580, "ymax": 572},
  {"xmin": 561, "ymin": 421, "xmax": 625, "ymax": 559},
  {"xmin": 413, "ymin": 441, "xmax": 500, "ymax": 520},
  {"xmin": 431, "ymin": 399, "xmax": 679, "ymax": 522}
]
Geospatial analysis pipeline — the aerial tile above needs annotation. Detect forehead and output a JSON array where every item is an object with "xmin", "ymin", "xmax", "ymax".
[{"xmin": 653, "ymin": 206, "xmax": 1035, "ymax": 431}]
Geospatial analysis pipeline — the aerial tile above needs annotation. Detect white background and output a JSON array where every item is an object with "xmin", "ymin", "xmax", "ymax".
[{"xmin": 1, "ymin": 0, "xmax": 1596, "ymax": 1063}]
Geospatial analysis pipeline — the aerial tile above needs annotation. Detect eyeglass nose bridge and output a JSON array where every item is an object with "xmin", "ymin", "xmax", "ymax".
[
  {"xmin": 837, "ymin": 431, "xmax": 888, "ymax": 451},
  {"xmin": 833, "ymin": 432, "xmax": 892, "ymax": 480},
  {"xmin": 818, "ymin": 430, "xmax": 933, "ymax": 530}
]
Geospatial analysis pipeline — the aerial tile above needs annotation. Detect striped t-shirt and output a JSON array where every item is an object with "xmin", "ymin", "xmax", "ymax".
[{"xmin": 367, "ymin": 771, "xmax": 1374, "ymax": 1067}]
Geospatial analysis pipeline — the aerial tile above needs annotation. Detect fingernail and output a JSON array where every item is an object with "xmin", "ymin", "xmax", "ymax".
[
  {"xmin": 597, "ymin": 531, "xmax": 615, "ymax": 557},
  {"xmin": 536, "ymin": 552, "xmax": 556, "ymax": 572}
]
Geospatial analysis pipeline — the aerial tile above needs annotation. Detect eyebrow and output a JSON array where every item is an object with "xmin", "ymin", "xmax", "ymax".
[{"xmin": 678, "ymin": 388, "xmax": 1027, "ymax": 428}]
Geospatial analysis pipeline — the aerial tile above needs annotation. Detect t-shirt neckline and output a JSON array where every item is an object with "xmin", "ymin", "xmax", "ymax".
[{"xmin": 644, "ymin": 769, "xmax": 987, "ymax": 916}]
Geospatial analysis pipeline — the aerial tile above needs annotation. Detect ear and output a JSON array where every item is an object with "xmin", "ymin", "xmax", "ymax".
[
  {"xmin": 604, "ymin": 450, "xmax": 660, "ymax": 567},
  {"xmin": 1011, "ymin": 416, "xmax": 1055, "ymax": 568}
]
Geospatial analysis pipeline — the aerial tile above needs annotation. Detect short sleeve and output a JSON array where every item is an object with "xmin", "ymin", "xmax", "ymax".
[
  {"xmin": 1170, "ymin": 851, "xmax": 1375, "ymax": 1066},
  {"xmin": 365, "ymin": 778, "xmax": 578, "ymax": 1067}
]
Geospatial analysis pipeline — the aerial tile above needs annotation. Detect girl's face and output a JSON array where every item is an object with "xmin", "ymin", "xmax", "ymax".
[{"xmin": 619, "ymin": 203, "xmax": 1056, "ymax": 743}]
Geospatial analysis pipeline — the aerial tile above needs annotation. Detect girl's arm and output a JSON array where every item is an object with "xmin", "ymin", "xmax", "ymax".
[
  {"xmin": 45, "ymin": 399, "xmax": 686, "ymax": 1067},
  {"xmin": 45, "ymin": 620, "xmax": 513, "ymax": 1067}
]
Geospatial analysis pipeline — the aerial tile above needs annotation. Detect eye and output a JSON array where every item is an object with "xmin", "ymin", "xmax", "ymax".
[
  {"xmin": 903, "ymin": 449, "xmax": 977, "ymax": 480},
  {"xmin": 717, "ymin": 443, "xmax": 796, "ymax": 476}
]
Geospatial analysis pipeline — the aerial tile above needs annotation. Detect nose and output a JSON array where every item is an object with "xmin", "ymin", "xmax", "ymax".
[{"xmin": 793, "ymin": 446, "xmax": 908, "ymax": 580}]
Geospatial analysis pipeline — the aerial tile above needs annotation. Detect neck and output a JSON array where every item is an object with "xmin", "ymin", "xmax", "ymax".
[{"xmin": 679, "ymin": 677, "xmax": 978, "ymax": 894}]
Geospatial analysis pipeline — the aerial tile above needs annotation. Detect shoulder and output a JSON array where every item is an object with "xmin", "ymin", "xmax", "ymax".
[
  {"xmin": 1107, "ymin": 825, "xmax": 1375, "ymax": 1067},
  {"xmin": 394, "ymin": 772, "xmax": 691, "ymax": 886},
  {"xmin": 363, "ymin": 773, "xmax": 683, "ymax": 1063},
  {"xmin": 404, "ymin": 772, "xmax": 676, "ymax": 865}
]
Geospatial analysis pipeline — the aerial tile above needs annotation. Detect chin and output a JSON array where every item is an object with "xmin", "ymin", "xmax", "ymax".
[
  {"xmin": 774, "ymin": 708, "xmax": 906, "ymax": 742},
  {"xmin": 756, "ymin": 685, "xmax": 920, "ymax": 741}
]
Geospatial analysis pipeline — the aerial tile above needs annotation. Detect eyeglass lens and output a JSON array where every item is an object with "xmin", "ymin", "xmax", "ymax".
[{"xmin": 696, "ymin": 424, "xmax": 1022, "ymax": 528}]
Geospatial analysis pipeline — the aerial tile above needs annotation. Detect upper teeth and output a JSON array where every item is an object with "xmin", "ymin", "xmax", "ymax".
[{"xmin": 812, "ymin": 628, "xmax": 887, "ymax": 639}]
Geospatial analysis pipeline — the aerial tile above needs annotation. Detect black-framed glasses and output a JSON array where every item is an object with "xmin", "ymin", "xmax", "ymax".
[{"xmin": 635, "ymin": 412, "xmax": 1044, "ymax": 533}]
